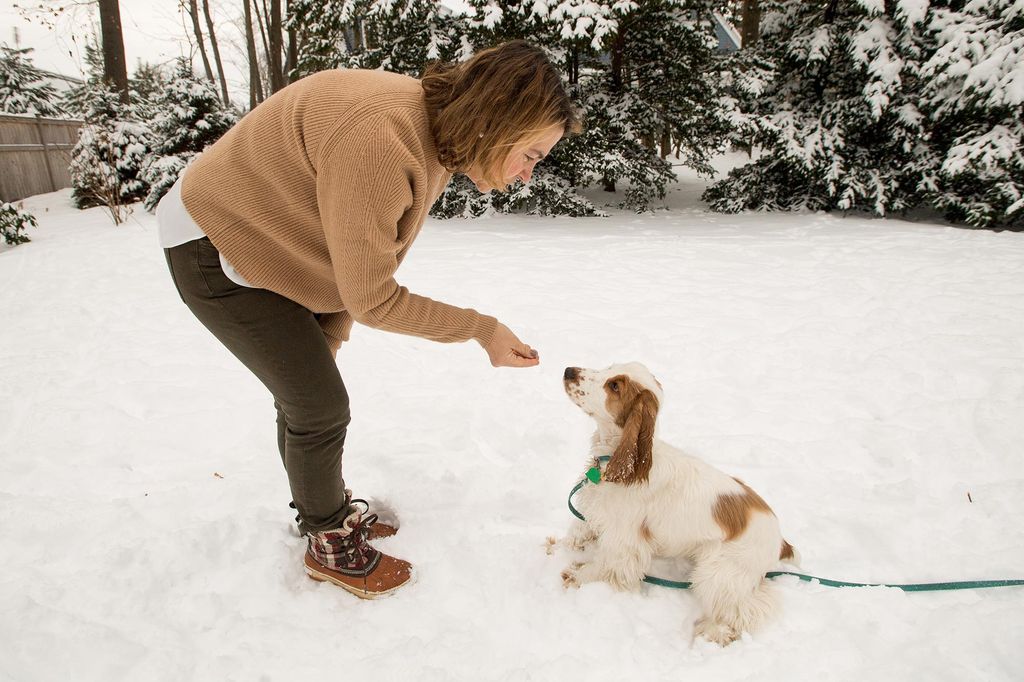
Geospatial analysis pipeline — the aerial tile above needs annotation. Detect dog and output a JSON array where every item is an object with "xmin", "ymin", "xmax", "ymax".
[{"xmin": 558, "ymin": 362, "xmax": 797, "ymax": 645}]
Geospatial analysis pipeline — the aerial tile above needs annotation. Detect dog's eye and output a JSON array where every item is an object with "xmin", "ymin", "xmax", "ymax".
[{"xmin": 607, "ymin": 380, "xmax": 619, "ymax": 393}]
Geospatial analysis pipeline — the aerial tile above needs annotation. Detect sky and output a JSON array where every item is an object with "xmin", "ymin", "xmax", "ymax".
[
  {"xmin": 1, "ymin": 0, "xmax": 473, "ymax": 102},
  {"xmin": 2, "ymin": 0, "xmax": 253, "ymax": 100}
]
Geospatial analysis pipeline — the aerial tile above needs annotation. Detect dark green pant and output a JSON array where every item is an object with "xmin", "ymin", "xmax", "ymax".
[{"xmin": 164, "ymin": 237, "xmax": 351, "ymax": 535}]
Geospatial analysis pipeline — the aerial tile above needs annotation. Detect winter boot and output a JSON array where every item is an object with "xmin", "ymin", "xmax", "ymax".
[{"xmin": 304, "ymin": 506, "xmax": 412, "ymax": 599}]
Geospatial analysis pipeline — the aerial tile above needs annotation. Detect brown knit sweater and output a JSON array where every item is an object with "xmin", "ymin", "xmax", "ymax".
[{"xmin": 181, "ymin": 69, "xmax": 498, "ymax": 352}]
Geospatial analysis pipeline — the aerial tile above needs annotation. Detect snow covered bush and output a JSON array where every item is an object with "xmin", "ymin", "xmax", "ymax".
[
  {"xmin": 141, "ymin": 59, "xmax": 237, "ymax": 210},
  {"xmin": 69, "ymin": 87, "xmax": 153, "ymax": 218},
  {"xmin": 288, "ymin": 0, "xmax": 467, "ymax": 79},
  {"xmin": 60, "ymin": 42, "xmax": 105, "ymax": 119},
  {"xmin": 573, "ymin": 81, "xmax": 678, "ymax": 212},
  {"xmin": 0, "ymin": 202, "xmax": 36, "ymax": 245},
  {"xmin": 433, "ymin": 168, "xmax": 597, "ymax": 218},
  {"xmin": 705, "ymin": 0, "xmax": 1024, "ymax": 229},
  {"xmin": 128, "ymin": 61, "xmax": 171, "ymax": 123},
  {"xmin": 0, "ymin": 44, "xmax": 60, "ymax": 116},
  {"xmin": 921, "ymin": 0, "xmax": 1024, "ymax": 228},
  {"xmin": 704, "ymin": 1, "xmax": 930, "ymax": 216}
]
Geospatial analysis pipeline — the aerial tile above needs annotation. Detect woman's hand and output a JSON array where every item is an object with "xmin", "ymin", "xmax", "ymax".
[{"xmin": 480, "ymin": 322, "xmax": 540, "ymax": 368}]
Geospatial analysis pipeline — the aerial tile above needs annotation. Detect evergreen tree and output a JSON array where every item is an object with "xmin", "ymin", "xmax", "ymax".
[
  {"xmin": 345, "ymin": 0, "xmax": 466, "ymax": 74},
  {"xmin": 128, "ymin": 61, "xmax": 169, "ymax": 121},
  {"xmin": 432, "ymin": 0, "xmax": 599, "ymax": 217},
  {"xmin": 449, "ymin": 0, "xmax": 730, "ymax": 214},
  {"xmin": 921, "ymin": 0, "xmax": 1024, "ymax": 228},
  {"xmin": 1, "ymin": 202, "xmax": 36, "ymax": 246},
  {"xmin": 704, "ymin": 1, "xmax": 930, "ymax": 216},
  {"xmin": 705, "ymin": 0, "xmax": 1023, "ymax": 229},
  {"xmin": 0, "ymin": 44, "xmax": 60, "ymax": 116},
  {"xmin": 61, "ymin": 42, "xmax": 106, "ymax": 119},
  {"xmin": 288, "ymin": 0, "xmax": 466, "ymax": 79},
  {"xmin": 715, "ymin": 46, "xmax": 775, "ymax": 155},
  {"xmin": 287, "ymin": 0, "xmax": 356, "ymax": 78},
  {"xmin": 141, "ymin": 58, "xmax": 238, "ymax": 210},
  {"xmin": 68, "ymin": 84, "xmax": 153, "ymax": 212}
]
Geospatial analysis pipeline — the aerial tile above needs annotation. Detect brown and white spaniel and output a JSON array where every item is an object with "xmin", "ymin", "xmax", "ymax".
[{"xmin": 558, "ymin": 362, "xmax": 798, "ymax": 646}]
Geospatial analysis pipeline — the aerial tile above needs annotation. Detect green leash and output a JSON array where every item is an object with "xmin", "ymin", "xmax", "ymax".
[{"xmin": 567, "ymin": 461, "xmax": 1024, "ymax": 593}]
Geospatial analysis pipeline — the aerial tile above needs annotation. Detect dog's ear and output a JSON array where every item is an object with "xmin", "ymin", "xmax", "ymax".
[{"xmin": 604, "ymin": 389, "xmax": 658, "ymax": 485}]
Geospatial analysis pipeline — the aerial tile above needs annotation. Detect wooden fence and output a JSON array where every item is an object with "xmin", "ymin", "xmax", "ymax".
[{"xmin": 0, "ymin": 114, "xmax": 83, "ymax": 203}]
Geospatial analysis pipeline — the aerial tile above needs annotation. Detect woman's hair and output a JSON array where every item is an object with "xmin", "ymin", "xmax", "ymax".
[{"xmin": 421, "ymin": 40, "xmax": 580, "ymax": 188}]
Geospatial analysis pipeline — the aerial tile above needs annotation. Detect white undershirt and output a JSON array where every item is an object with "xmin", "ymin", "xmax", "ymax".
[{"xmin": 155, "ymin": 176, "xmax": 254, "ymax": 288}]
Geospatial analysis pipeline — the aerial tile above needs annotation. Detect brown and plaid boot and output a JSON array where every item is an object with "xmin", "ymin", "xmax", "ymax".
[{"xmin": 304, "ymin": 506, "xmax": 412, "ymax": 599}]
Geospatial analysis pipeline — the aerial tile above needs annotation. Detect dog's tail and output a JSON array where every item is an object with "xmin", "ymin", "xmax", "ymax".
[{"xmin": 779, "ymin": 540, "xmax": 801, "ymax": 567}]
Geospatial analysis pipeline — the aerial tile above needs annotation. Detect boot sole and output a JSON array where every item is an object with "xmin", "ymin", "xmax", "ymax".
[{"xmin": 303, "ymin": 554, "xmax": 411, "ymax": 599}]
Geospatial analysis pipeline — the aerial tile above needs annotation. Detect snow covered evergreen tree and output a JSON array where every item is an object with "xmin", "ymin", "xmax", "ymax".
[
  {"xmin": 61, "ymin": 42, "xmax": 105, "ymax": 119},
  {"xmin": 288, "ymin": 0, "xmax": 466, "ymax": 79},
  {"xmin": 288, "ymin": 0, "xmax": 355, "ymax": 77},
  {"xmin": 444, "ymin": 0, "xmax": 730, "ymax": 214},
  {"xmin": 345, "ymin": 0, "xmax": 467, "ymax": 74},
  {"xmin": 1, "ymin": 202, "xmax": 36, "ymax": 246},
  {"xmin": 68, "ymin": 85, "xmax": 153, "ymax": 214},
  {"xmin": 128, "ymin": 61, "xmax": 169, "ymax": 122},
  {"xmin": 431, "ymin": 0, "xmax": 599, "ymax": 217},
  {"xmin": 704, "ymin": 1, "xmax": 931, "ymax": 216},
  {"xmin": 920, "ymin": 0, "xmax": 1024, "ymax": 228},
  {"xmin": 140, "ymin": 59, "xmax": 237, "ymax": 210},
  {"xmin": 706, "ymin": 0, "xmax": 1023, "ymax": 229},
  {"xmin": 0, "ymin": 44, "xmax": 60, "ymax": 116}
]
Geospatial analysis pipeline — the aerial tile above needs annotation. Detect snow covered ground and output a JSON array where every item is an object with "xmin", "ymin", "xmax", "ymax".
[{"xmin": 2, "ymin": 166, "xmax": 1023, "ymax": 681}]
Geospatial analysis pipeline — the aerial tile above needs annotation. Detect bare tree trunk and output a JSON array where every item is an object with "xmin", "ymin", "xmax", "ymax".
[
  {"xmin": 244, "ymin": 0, "xmax": 264, "ymax": 109},
  {"xmin": 269, "ymin": 0, "xmax": 284, "ymax": 93},
  {"xmin": 565, "ymin": 44, "xmax": 579, "ymax": 85},
  {"xmin": 741, "ymin": 0, "xmax": 761, "ymax": 48},
  {"xmin": 202, "ymin": 0, "xmax": 231, "ymax": 106},
  {"xmin": 353, "ymin": 17, "xmax": 365, "ymax": 51},
  {"xmin": 604, "ymin": 26, "xmax": 628, "ymax": 192},
  {"xmin": 610, "ymin": 27, "xmax": 625, "ymax": 91},
  {"xmin": 254, "ymin": 0, "xmax": 271, "ymax": 65},
  {"xmin": 98, "ymin": 0, "xmax": 129, "ymax": 104},
  {"xmin": 185, "ymin": 0, "xmax": 216, "ymax": 86},
  {"xmin": 824, "ymin": 0, "xmax": 840, "ymax": 23}
]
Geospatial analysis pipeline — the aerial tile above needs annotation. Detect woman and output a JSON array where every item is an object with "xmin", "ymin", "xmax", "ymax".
[{"xmin": 158, "ymin": 40, "xmax": 578, "ymax": 598}]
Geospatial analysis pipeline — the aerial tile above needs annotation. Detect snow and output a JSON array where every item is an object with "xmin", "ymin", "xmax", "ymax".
[
  {"xmin": 896, "ymin": 0, "xmax": 931, "ymax": 26},
  {"xmin": 851, "ymin": 18, "xmax": 903, "ymax": 120},
  {"xmin": 855, "ymin": 0, "xmax": 887, "ymax": 15},
  {"xmin": 805, "ymin": 25, "xmax": 833, "ymax": 63},
  {"xmin": 2, "ymin": 160, "xmax": 1023, "ymax": 680},
  {"xmin": 942, "ymin": 124, "xmax": 1020, "ymax": 176}
]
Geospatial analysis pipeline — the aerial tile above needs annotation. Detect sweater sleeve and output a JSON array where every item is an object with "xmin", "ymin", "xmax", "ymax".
[{"xmin": 315, "ymin": 118, "xmax": 498, "ymax": 345}]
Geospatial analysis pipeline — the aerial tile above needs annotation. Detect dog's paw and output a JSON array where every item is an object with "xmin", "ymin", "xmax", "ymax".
[
  {"xmin": 693, "ymin": 618, "xmax": 740, "ymax": 647},
  {"xmin": 561, "ymin": 561, "xmax": 585, "ymax": 589},
  {"xmin": 565, "ymin": 522, "xmax": 597, "ymax": 552},
  {"xmin": 544, "ymin": 536, "xmax": 558, "ymax": 555},
  {"xmin": 567, "ymin": 534, "xmax": 595, "ymax": 552}
]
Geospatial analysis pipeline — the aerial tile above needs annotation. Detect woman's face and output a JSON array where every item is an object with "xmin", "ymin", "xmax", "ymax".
[{"xmin": 466, "ymin": 124, "xmax": 564, "ymax": 193}]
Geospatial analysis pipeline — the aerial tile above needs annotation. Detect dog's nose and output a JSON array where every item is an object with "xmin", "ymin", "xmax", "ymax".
[{"xmin": 564, "ymin": 367, "xmax": 579, "ymax": 381}]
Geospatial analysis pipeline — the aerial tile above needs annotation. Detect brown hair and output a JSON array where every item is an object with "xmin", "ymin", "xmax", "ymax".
[
  {"xmin": 603, "ymin": 376, "xmax": 659, "ymax": 486},
  {"xmin": 421, "ymin": 40, "xmax": 580, "ymax": 188}
]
